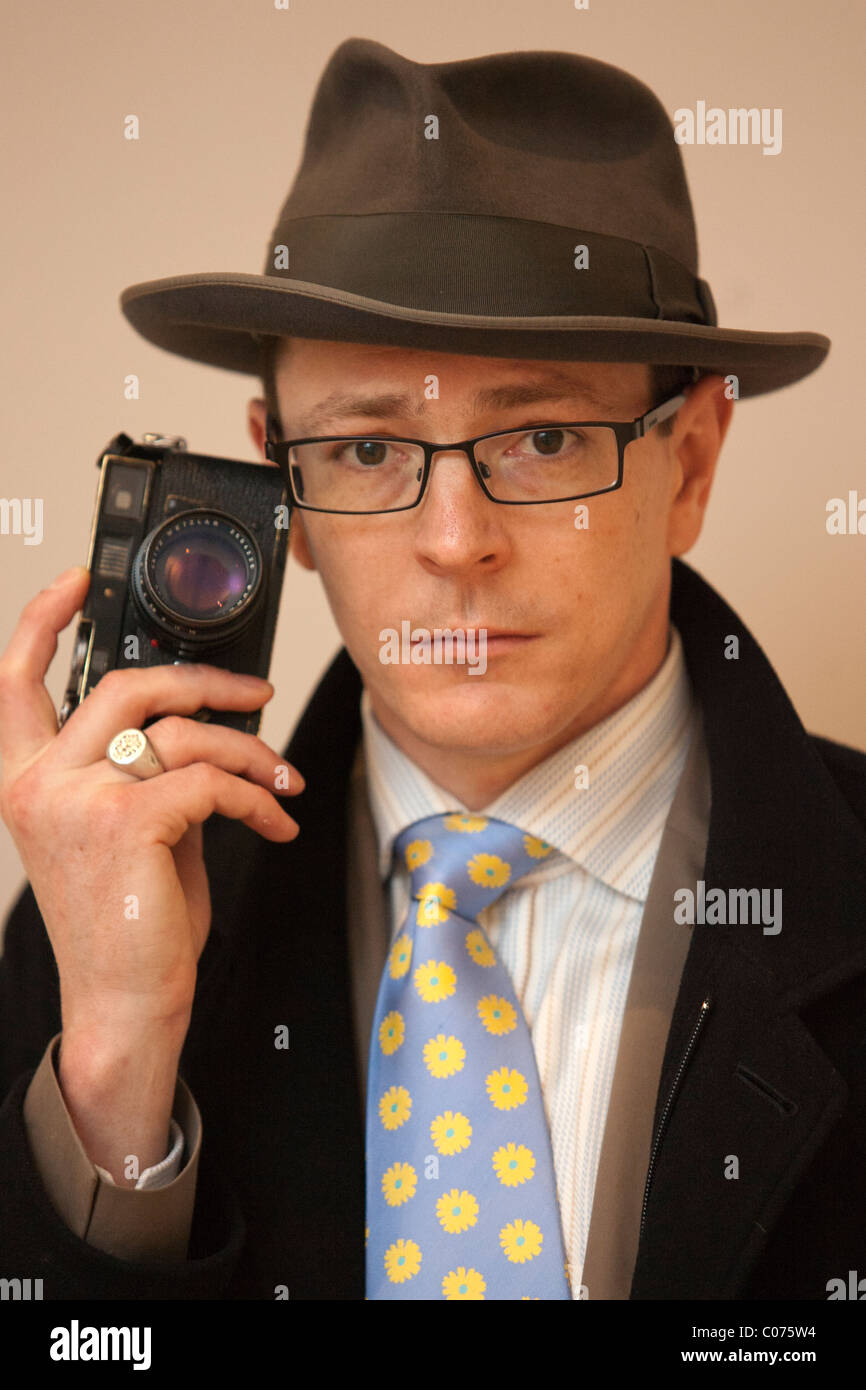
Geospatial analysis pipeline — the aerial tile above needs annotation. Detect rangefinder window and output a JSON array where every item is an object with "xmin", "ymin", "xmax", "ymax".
[{"xmin": 104, "ymin": 462, "xmax": 148, "ymax": 519}]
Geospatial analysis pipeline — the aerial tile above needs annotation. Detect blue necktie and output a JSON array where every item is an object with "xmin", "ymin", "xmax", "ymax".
[{"xmin": 365, "ymin": 812, "xmax": 571, "ymax": 1299}]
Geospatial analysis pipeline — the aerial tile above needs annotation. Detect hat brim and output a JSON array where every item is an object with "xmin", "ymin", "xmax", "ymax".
[{"xmin": 120, "ymin": 272, "xmax": 830, "ymax": 398}]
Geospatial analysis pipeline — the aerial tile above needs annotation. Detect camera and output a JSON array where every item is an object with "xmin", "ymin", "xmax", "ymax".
[{"xmin": 60, "ymin": 431, "xmax": 291, "ymax": 736}]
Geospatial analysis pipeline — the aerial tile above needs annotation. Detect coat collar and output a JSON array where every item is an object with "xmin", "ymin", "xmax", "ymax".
[{"xmin": 668, "ymin": 557, "xmax": 866, "ymax": 1011}]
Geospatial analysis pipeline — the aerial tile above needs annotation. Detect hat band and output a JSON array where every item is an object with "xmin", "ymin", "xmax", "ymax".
[{"xmin": 265, "ymin": 212, "xmax": 716, "ymax": 326}]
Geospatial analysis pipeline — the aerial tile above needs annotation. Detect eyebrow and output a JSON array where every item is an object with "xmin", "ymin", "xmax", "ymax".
[{"xmin": 289, "ymin": 369, "xmax": 621, "ymax": 436}]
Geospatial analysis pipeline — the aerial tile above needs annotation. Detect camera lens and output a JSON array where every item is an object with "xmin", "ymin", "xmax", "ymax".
[
  {"xmin": 133, "ymin": 511, "xmax": 263, "ymax": 646},
  {"xmin": 156, "ymin": 531, "xmax": 247, "ymax": 618}
]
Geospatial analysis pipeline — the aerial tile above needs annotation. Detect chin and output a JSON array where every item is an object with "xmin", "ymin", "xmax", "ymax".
[{"xmin": 385, "ymin": 674, "xmax": 573, "ymax": 756}]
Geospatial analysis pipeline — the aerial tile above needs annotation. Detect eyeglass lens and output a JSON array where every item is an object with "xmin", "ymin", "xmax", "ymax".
[{"xmin": 287, "ymin": 425, "xmax": 619, "ymax": 511}]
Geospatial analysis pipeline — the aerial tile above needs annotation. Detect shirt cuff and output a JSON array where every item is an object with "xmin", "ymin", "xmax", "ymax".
[{"xmin": 93, "ymin": 1117, "xmax": 184, "ymax": 1190}]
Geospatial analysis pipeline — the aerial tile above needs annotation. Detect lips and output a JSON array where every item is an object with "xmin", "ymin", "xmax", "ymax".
[
  {"xmin": 481, "ymin": 632, "xmax": 537, "ymax": 647},
  {"xmin": 409, "ymin": 626, "xmax": 534, "ymax": 640}
]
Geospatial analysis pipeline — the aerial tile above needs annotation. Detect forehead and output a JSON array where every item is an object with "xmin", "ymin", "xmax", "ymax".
[
  {"xmin": 273, "ymin": 335, "xmax": 648, "ymax": 382},
  {"xmin": 272, "ymin": 337, "xmax": 651, "ymax": 429}
]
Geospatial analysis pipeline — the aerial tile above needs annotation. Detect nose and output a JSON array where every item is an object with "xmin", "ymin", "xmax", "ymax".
[
  {"xmin": 411, "ymin": 446, "xmax": 509, "ymax": 574},
  {"xmin": 427, "ymin": 444, "xmax": 492, "ymax": 483},
  {"xmin": 424, "ymin": 445, "xmax": 493, "ymax": 506}
]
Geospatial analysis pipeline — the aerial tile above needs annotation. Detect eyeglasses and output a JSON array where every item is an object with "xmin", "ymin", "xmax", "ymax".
[{"xmin": 264, "ymin": 391, "xmax": 686, "ymax": 514}]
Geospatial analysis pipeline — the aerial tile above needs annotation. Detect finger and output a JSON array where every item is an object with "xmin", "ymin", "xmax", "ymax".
[
  {"xmin": 53, "ymin": 663, "xmax": 274, "ymax": 769},
  {"xmin": 170, "ymin": 822, "xmax": 210, "ymax": 935},
  {"xmin": 132, "ymin": 762, "xmax": 300, "ymax": 846},
  {"xmin": 0, "ymin": 567, "xmax": 90, "ymax": 769},
  {"xmin": 120, "ymin": 716, "xmax": 305, "ymax": 795}
]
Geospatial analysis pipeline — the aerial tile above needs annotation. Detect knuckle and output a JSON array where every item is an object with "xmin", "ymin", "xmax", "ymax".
[
  {"xmin": 152, "ymin": 713, "xmax": 187, "ymax": 745},
  {"xmin": 93, "ymin": 668, "xmax": 126, "ymax": 699},
  {"xmin": 188, "ymin": 760, "xmax": 220, "ymax": 790},
  {"xmin": 19, "ymin": 591, "xmax": 46, "ymax": 622},
  {"xmin": 1, "ymin": 769, "xmax": 45, "ymax": 834},
  {"xmin": 0, "ymin": 660, "xmax": 26, "ymax": 700},
  {"xmin": 0, "ymin": 779, "xmax": 24, "ymax": 831}
]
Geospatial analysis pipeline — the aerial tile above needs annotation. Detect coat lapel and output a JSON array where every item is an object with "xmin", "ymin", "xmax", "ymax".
[
  {"xmin": 189, "ymin": 645, "xmax": 368, "ymax": 1298},
  {"xmin": 629, "ymin": 559, "xmax": 866, "ymax": 1298}
]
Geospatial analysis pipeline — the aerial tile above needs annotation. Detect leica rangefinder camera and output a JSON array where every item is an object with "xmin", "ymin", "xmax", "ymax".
[{"xmin": 59, "ymin": 432, "xmax": 291, "ymax": 735}]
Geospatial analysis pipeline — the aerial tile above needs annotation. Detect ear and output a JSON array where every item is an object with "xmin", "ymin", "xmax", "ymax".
[
  {"xmin": 665, "ymin": 374, "xmax": 734, "ymax": 557},
  {"xmin": 247, "ymin": 396, "xmax": 318, "ymax": 573}
]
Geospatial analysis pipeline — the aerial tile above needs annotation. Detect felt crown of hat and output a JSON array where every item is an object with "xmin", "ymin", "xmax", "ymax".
[{"xmin": 120, "ymin": 37, "xmax": 829, "ymax": 397}]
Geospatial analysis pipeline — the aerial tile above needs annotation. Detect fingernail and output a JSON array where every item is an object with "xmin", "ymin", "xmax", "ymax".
[
  {"xmin": 50, "ymin": 565, "xmax": 89, "ymax": 588},
  {"xmin": 239, "ymin": 674, "xmax": 272, "ymax": 687}
]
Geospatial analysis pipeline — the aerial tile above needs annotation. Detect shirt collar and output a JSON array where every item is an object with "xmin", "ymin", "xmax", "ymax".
[{"xmin": 360, "ymin": 623, "xmax": 695, "ymax": 902}]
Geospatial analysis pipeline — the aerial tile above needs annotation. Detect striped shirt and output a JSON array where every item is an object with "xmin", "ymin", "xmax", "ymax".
[{"xmin": 360, "ymin": 622, "xmax": 694, "ymax": 1293}]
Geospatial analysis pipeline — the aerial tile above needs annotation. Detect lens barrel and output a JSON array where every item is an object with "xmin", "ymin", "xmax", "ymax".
[{"xmin": 132, "ymin": 510, "xmax": 263, "ymax": 648}]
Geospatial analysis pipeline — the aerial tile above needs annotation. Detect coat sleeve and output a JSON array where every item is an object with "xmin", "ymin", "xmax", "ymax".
[
  {"xmin": 23, "ymin": 1033, "xmax": 197, "ymax": 1263},
  {"xmin": 0, "ymin": 877, "xmax": 245, "ymax": 1299}
]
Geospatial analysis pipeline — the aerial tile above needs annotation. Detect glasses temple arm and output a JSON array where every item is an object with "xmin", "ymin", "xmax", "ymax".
[{"xmin": 638, "ymin": 392, "xmax": 687, "ymax": 437}]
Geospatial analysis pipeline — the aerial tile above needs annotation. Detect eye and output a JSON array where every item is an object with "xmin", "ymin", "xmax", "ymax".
[
  {"xmin": 527, "ymin": 428, "xmax": 566, "ymax": 456},
  {"xmin": 340, "ymin": 440, "xmax": 387, "ymax": 467},
  {"xmin": 509, "ymin": 427, "xmax": 586, "ymax": 458},
  {"xmin": 329, "ymin": 439, "xmax": 405, "ymax": 468}
]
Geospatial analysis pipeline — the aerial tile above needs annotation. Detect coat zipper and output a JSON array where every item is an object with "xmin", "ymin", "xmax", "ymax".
[{"xmin": 639, "ymin": 996, "xmax": 711, "ymax": 1242}]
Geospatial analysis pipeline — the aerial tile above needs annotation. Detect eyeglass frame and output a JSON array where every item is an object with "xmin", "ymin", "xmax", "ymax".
[{"xmin": 263, "ymin": 390, "xmax": 687, "ymax": 514}]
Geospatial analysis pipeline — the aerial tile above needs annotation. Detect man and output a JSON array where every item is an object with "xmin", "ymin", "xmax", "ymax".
[{"xmin": 0, "ymin": 38, "xmax": 864, "ymax": 1301}]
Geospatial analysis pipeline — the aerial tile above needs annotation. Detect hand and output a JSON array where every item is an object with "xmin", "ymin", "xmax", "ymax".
[{"xmin": 0, "ymin": 565, "xmax": 303, "ymax": 1039}]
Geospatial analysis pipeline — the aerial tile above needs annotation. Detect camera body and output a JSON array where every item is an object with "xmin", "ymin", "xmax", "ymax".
[{"xmin": 60, "ymin": 432, "xmax": 291, "ymax": 736}]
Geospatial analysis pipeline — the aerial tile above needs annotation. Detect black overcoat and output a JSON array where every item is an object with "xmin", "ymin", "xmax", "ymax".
[{"xmin": 1, "ymin": 559, "xmax": 864, "ymax": 1300}]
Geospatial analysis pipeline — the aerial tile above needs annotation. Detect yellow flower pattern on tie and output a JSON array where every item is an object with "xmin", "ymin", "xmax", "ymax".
[{"xmin": 365, "ymin": 812, "xmax": 569, "ymax": 1299}]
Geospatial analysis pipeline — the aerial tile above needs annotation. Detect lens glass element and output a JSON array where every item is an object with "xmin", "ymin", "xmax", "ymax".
[
  {"xmin": 141, "ymin": 513, "xmax": 260, "ymax": 628},
  {"xmin": 155, "ymin": 532, "xmax": 248, "ymax": 619}
]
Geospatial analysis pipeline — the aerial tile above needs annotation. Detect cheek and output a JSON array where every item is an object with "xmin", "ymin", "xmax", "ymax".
[
  {"xmin": 615, "ymin": 452, "xmax": 673, "ymax": 557},
  {"xmin": 546, "ymin": 473, "xmax": 668, "ymax": 626},
  {"xmin": 567, "ymin": 493, "xmax": 642, "ymax": 584},
  {"xmin": 300, "ymin": 519, "xmax": 400, "ymax": 624}
]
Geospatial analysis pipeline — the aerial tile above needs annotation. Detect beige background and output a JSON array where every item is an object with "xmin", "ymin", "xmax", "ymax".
[{"xmin": 1, "ymin": 0, "xmax": 863, "ymax": 932}]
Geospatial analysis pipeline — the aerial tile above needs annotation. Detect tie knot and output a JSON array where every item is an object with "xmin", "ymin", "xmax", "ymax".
[{"xmin": 393, "ymin": 812, "xmax": 555, "ymax": 926}]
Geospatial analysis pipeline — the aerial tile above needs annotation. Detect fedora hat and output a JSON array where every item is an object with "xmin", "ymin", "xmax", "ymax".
[{"xmin": 120, "ymin": 37, "xmax": 829, "ymax": 398}]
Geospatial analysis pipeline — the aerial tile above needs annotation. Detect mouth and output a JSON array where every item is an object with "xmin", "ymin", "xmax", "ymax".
[
  {"xmin": 409, "ymin": 627, "xmax": 538, "ymax": 646},
  {"xmin": 481, "ymin": 634, "xmax": 538, "ymax": 655}
]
